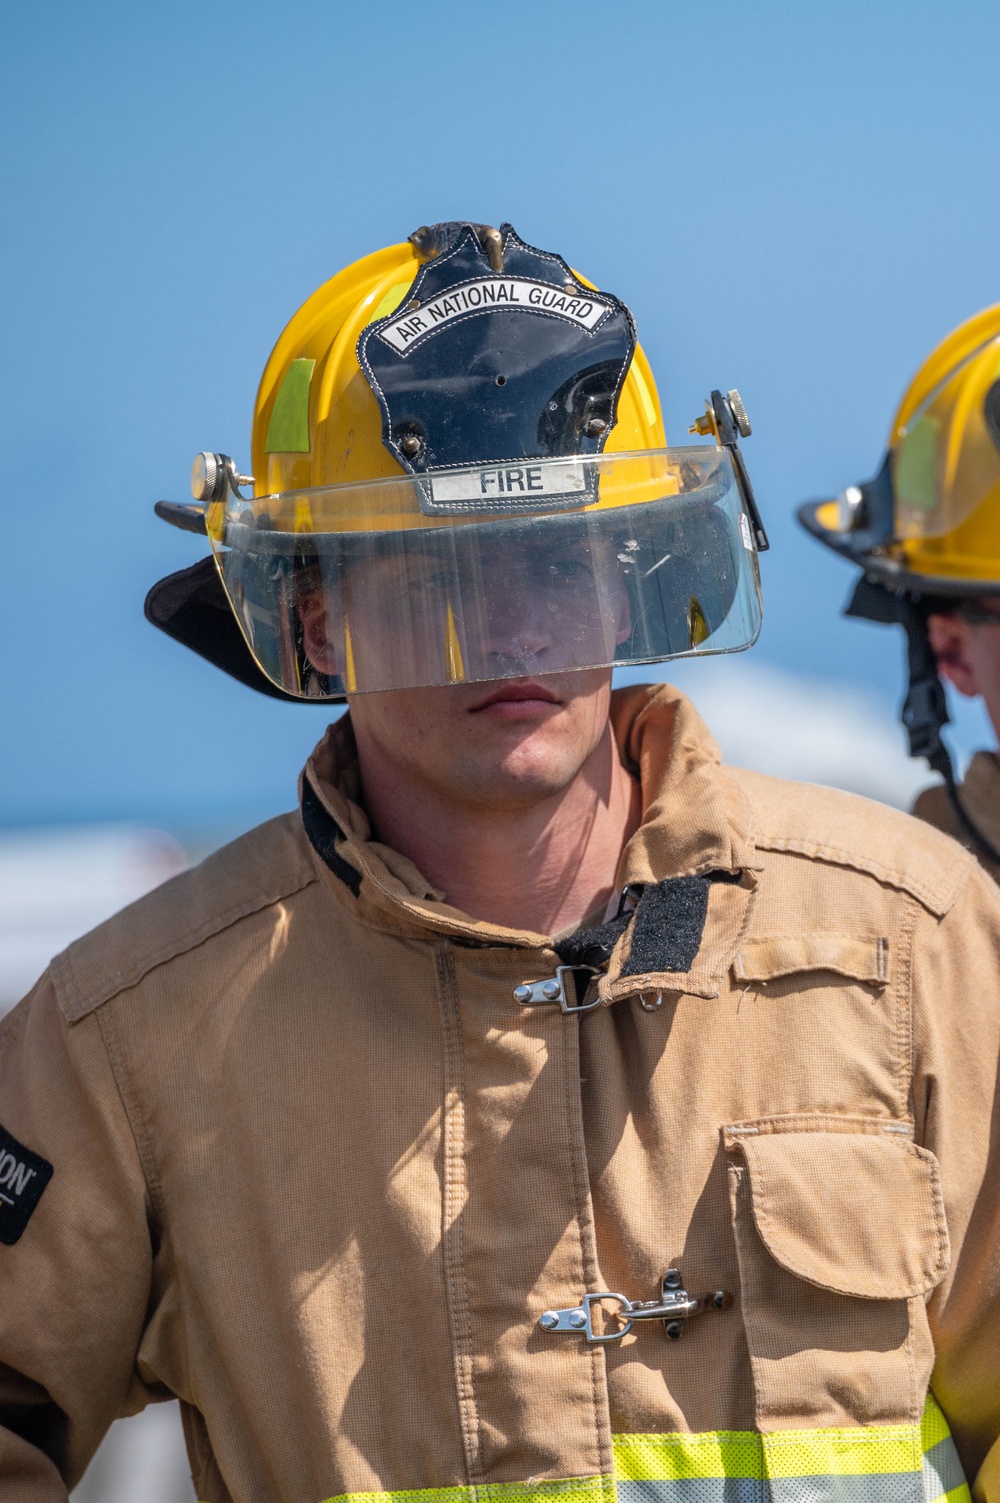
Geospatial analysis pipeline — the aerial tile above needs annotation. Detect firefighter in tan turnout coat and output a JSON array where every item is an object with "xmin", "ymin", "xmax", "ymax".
[{"xmin": 1, "ymin": 223, "xmax": 998, "ymax": 1503}]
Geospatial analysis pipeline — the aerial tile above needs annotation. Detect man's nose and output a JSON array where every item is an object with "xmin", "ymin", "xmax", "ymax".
[{"xmin": 484, "ymin": 586, "xmax": 557, "ymax": 663}]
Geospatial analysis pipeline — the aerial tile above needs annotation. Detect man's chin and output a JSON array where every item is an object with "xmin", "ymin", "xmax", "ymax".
[
  {"xmin": 453, "ymin": 717, "xmax": 595, "ymax": 808},
  {"xmin": 348, "ymin": 665, "xmax": 613, "ymax": 812}
]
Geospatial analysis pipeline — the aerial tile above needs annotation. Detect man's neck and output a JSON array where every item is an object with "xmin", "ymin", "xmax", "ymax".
[{"xmin": 354, "ymin": 722, "xmax": 641, "ymax": 936}]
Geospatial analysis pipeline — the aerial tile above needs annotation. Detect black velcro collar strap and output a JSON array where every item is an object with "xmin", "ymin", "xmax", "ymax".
[
  {"xmin": 555, "ymin": 871, "xmax": 742, "ymax": 980},
  {"xmin": 555, "ymin": 910, "xmax": 632, "ymax": 970},
  {"xmin": 621, "ymin": 876, "xmax": 713, "ymax": 977},
  {"xmin": 357, "ymin": 223, "xmax": 636, "ymax": 498},
  {"xmin": 301, "ymin": 777, "xmax": 362, "ymax": 897}
]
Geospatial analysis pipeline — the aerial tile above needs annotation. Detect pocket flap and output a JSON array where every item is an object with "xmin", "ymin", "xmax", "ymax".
[
  {"xmin": 728, "ymin": 1128, "xmax": 949, "ymax": 1298},
  {"xmin": 732, "ymin": 933, "xmax": 890, "ymax": 984}
]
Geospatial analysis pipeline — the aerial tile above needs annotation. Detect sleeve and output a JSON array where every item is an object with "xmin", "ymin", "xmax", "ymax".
[
  {"xmin": 0, "ymin": 973, "xmax": 155, "ymax": 1499},
  {"xmin": 912, "ymin": 862, "xmax": 1000, "ymax": 1503}
]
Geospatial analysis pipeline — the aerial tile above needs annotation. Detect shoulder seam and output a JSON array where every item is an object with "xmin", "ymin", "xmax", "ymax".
[
  {"xmin": 753, "ymin": 833, "xmax": 973, "ymax": 917},
  {"xmin": 51, "ymin": 859, "xmax": 318, "ymax": 1023},
  {"xmin": 93, "ymin": 1005, "xmax": 165, "ymax": 1225}
]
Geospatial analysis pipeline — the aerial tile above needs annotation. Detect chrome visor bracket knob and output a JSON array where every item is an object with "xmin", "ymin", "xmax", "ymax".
[
  {"xmin": 191, "ymin": 452, "xmax": 223, "ymax": 502},
  {"xmin": 726, "ymin": 388, "xmax": 752, "ymax": 437},
  {"xmin": 191, "ymin": 452, "xmax": 254, "ymax": 502}
]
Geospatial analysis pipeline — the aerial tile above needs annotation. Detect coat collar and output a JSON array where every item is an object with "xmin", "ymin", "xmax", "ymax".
[
  {"xmin": 301, "ymin": 683, "xmax": 759, "ymax": 992},
  {"xmin": 957, "ymin": 751, "xmax": 1000, "ymax": 853}
]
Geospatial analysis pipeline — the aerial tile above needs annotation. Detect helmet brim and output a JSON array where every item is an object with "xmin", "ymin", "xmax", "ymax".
[
  {"xmin": 796, "ymin": 498, "xmax": 873, "ymax": 565},
  {"xmin": 144, "ymin": 557, "xmax": 334, "ymax": 704},
  {"xmin": 798, "ymin": 499, "xmax": 1000, "ymax": 599}
]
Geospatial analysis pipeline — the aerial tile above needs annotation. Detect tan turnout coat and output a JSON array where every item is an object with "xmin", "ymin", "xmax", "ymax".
[
  {"xmin": 912, "ymin": 751, "xmax": 1000, "ymax": 885},
  {"xmin": 0, "ymin": 685, "xmax": 998, "ymax": 1503}
]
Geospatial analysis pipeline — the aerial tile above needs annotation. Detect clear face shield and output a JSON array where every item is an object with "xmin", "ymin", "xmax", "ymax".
[{"xmin": 203, "ymin": 447, "xmax": 762, "ymax": 699}]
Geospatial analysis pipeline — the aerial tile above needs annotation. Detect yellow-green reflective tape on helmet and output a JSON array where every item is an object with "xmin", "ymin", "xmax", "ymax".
[
  {"xmin": 268, "ymin": 1394, "xmax": 968, "ymax": 1503},
  {"xmin": 265, "ymin": 357, "xmax": 316, "ymax": 453},
  {"xmin": 895, "ymin": 415, "xmax": 941, "ymax": 512}
]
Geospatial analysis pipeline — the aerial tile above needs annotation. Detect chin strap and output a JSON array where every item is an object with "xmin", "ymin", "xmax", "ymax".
[{"xmin": 898, "ymin": 599, "xmax": 1000, "ymax": 867}]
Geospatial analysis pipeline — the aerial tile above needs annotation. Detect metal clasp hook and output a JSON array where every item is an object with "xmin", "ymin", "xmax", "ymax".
[
  {"xmin": 538, "ymin": 1268, "xmax": 731, "ymax": 1344},
  {"xmin": 513, "ymin": 965, "xmax": 602, "ymax": 1015}
]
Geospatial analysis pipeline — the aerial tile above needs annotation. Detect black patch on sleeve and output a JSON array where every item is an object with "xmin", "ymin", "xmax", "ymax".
[
  {"xmin": 300, "ymin": 778, "xmax": 362, "ymax": 897},
  {"xmin": 0, "ymin": 1395, "xmax": 70, "ymax": 1475},
  {"xmin": 0, "ymin": 1126, "xmax": 53, "ymax": 1245},
  {"xmin": 620, "ymin": 876, "xmax": 714, "ymax": 977}
]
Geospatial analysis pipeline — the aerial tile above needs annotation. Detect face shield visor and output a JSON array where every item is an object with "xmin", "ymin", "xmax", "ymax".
[
  {"xmin": 205, "ymin": 447, "xmax": 761, "ymax": 699},
  {"xmin": 894, "ymin": 334, "xmax": 1000, "ymax": 543}
]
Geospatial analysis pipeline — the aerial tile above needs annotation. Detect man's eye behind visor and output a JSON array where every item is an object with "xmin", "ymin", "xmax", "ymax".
[{"xmin": 207, "ymin": 448, "xmax": 762, "ymax": 698}]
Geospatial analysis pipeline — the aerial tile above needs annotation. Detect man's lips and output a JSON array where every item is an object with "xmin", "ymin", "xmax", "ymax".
[{"xmin": 470, "ymin": 681, "xmax": 562, "ymax": 713}]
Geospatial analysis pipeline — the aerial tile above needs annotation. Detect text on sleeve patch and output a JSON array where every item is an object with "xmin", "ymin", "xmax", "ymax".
[{"xmin": 0, "ymin": 1124, "xmax": 53, "ymax": 1245}]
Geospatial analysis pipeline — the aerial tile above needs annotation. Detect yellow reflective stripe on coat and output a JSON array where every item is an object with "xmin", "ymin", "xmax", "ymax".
[
  {"xmin": 309, "ymin": 1482, "xmax": 611, "ymax": 1503},
  {"xmin": 613, "ymin": 1395, "xmax": 969, "ymax": 1503},
  {"xmin": 246, "ymin": 1395, "xmax": 969, "ymax": 1503}
]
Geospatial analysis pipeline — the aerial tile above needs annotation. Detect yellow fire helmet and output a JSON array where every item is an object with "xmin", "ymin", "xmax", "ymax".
[
  {"xmin": 799, "ymin": 301, "xmax": 1000, "ymax": 595},
  {"xmin": 148, "ymin": 221, "xmax": 766, "ymax": 702},
  {"xmin": 797, "ymin": 302, "xmax": 1000, "ymax": 862}
]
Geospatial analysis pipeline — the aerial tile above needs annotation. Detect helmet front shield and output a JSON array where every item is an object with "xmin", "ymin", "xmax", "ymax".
[{"xmin": 205, "ymin": 447, "xmax": 762, "ymax": 700}]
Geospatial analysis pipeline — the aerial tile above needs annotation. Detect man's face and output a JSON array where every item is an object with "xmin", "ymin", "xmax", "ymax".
[
  {"xmin": 296, "ymin": 527, "xmax": 631, "ymax": 811},
  {"xmin": 297, "ymin": 526, "xmax": 632, "ymax": 693},
  {"xmin": 345, "ymin": 667, "xmax": 617, "ymax": 814}
]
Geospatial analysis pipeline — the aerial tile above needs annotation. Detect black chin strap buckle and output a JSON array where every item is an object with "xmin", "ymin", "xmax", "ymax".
[{"xmin": 901, "ymin": 672, "xmax": 950, "ymax": 765}]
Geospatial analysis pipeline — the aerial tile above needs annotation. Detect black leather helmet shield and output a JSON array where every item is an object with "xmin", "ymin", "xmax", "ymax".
[{"xmin": 357, "ymin": 223, "xmax": 636, "ymax": 515}]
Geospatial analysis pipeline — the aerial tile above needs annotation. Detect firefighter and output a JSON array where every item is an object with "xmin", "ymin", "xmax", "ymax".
[
  {"xmin": 1, "ymin": 223, "xmax": 998, "ymax": 1503},
  {"xmin": 799, "ymin": 304, "xmax": 1000, "ymax": 879}
]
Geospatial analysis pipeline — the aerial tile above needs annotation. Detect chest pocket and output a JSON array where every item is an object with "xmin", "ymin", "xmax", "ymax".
[
  {"xmin": 725, "ymin": 1121, "xmax": 949, "ymax": 1430},
  {"xmin": 732, "ymin": 933, "xmax": 892, "ymax": 987}
]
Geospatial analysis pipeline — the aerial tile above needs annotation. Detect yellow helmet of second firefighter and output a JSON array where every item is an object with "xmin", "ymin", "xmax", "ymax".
[
  {"xmin": 801, "ymin": 302, "xmax": 1000, "ymax": 593},
  {"xmin": 797, "ymin": 302, "xmax": 1000, "ymax": 867}
]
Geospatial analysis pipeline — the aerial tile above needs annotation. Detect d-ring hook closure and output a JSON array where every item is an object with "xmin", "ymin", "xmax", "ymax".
[
  {"xmin": 538, "ymin": 1268, "xmax": 732, "ymax": 1344},
  {"xmin": 513, "ymin": 966, "xmax": 602, "ymax": 1014}
]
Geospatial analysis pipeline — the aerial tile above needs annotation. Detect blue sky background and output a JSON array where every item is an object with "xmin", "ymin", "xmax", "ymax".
[{"xmin": 2, "ymin": 0, "xmax": 999, "ymax": 832}]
